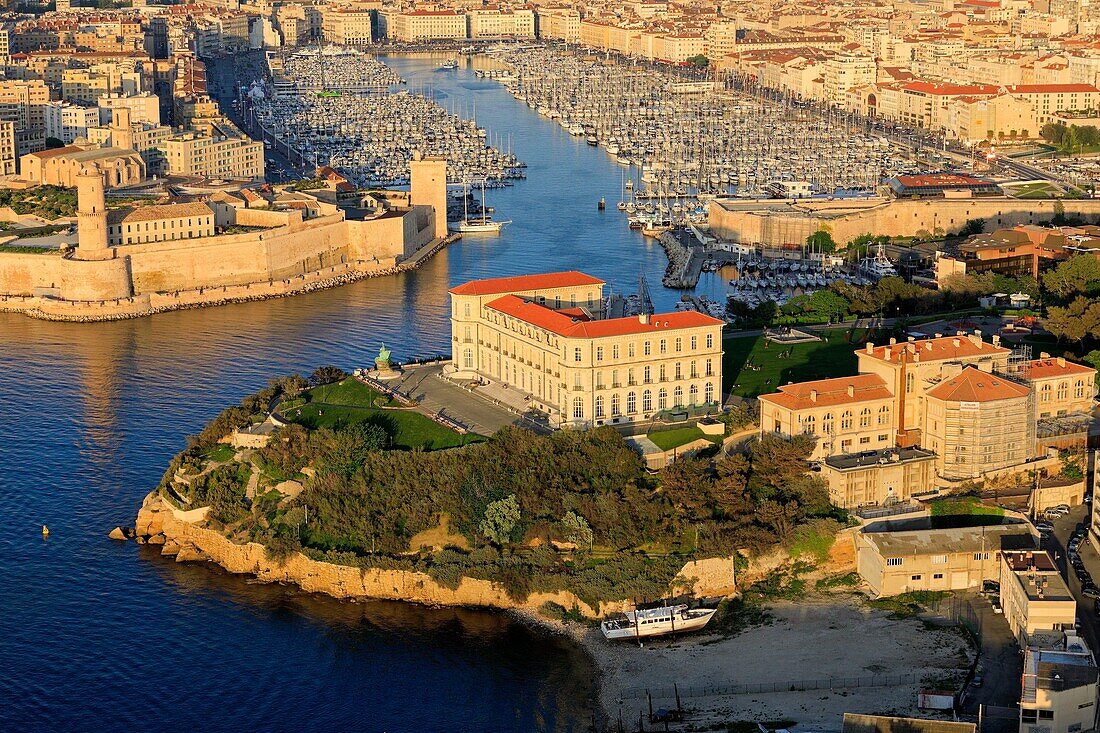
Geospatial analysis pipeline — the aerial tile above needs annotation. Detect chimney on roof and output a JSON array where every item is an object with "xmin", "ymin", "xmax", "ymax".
[
  {"xmin": 1058, "ymin": 357, "xmax": 1066, "ymax": 367},
  {"xmin": 908, "ymin": 336, "xmax": 915, "ymax": 342},
  {"xmin": 1041, "ymin": 352, "xmax": 1051, "ymax": 359},
  {"xmin": 639, "ymin": 312, "xmax": 650, "ymax": 325},
  {"xmin": 866, "ymin": 342, "xmax": 874, "ymax": 354},
  {"xmin": 847, "ymin": 385, "xmax": 855, "ymax": 397},
  {"xmin": 810, "ymin": 389, "xmax": 818, "ymax": 403},
  {"xmin": 889, "ymin": 337, "xmax": 897, "ymax": 346},
  {"xmin": 993, "ymin": 334, "xmax": 1001, "ymax": 348},
  {"xmin": 925, "ymin": 340, "xmax": 933, "ymax": 350},
  {"xmin": 953, "ymin": 338, "xmax": 961, "ymax": 348},
  {"xmin": 935, "ymin": 332, "xmax": 943, "ymax": 338}
]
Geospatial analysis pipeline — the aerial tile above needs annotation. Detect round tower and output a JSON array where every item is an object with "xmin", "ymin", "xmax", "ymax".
[{"xmin": 76, "ymin": 164, "xmax": 110, "ymax": 260}]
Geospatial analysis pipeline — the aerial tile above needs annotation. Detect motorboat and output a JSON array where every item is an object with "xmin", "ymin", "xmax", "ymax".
[{"xmin": 601, "ymin": 603, "xmax": 717, "ymax": 641}]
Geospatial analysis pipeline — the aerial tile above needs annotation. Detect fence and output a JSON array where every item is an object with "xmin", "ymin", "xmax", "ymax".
[{"xmin": 622, "ymin": 672, "xmax": 923, "ymax": 701}]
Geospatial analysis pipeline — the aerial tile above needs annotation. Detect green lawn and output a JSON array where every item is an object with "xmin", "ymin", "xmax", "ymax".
[
  {"xmin": 647, "ymin": 426, "xmax": 719, "ymax": 451},
  {"xmin": 289, "ymin": 403, "xmax": 481, "ymax": 450},
  {"xmin": 930, "ymin": 496, "xmax": 1005, "ymax": 517},
  {"xmin": 723, "ymin": 328, "xmax": 865, "ymax": 398},
  {"xmin": 204, "ymin": 444, "xmax": 236, "ymax": 463},
  {"xmin": 305, "ymin": 377, "xmax": 398, "ymax": 408},
  {"xmin": 1005, "ymin": 181, "xmax": 1063, "ymax": 200}
]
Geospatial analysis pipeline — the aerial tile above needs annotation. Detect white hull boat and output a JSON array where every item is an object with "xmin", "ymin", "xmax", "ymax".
[{"xmin": 601, "ymin": 603, "xmax": 717, "ymax": 641}]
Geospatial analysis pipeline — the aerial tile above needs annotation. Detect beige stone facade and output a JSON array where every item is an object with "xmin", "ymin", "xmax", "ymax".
[
  {"xmin": 1000, "ymin": 550, "xmax": 1077, "ymax": 648},
  {"xmin": 856, "ymin": 520, "xmax": 1035, "ymax": 597},
  {"xmin": 164, "ymin": 133, "xmax": 264, "ymax": 180},
  {"xmin": 1021, "ymin": 641, "xmax": 1099, "ymax": 733},
  {"xmin": 449, "ymin": 272, "xmax": 724, "ymax": 428},
  {"xmin": 822, "ymin": 447, "xmax": 936, "ymax": 509},
  {"xmin": 20, "ymin": 144, "xmax": 145, "ymax": 188}
]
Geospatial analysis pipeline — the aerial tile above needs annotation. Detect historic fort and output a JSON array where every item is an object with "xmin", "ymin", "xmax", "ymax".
[{"xmin": 0, "ymin": 154, "xmax": 451, "ymax": 321}]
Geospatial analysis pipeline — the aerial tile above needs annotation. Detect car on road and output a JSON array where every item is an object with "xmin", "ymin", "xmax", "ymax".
[
  {"xmin": 982, "ymin": 580, "xmax": 1001, "ymax": 596},
  {"xmin": 1084, "ymin": 585, "xmax": 1100, "ymax": 599}
]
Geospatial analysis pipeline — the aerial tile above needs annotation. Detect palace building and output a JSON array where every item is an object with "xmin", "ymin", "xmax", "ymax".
[{"xmin": 448, "ymin": 271, "xmax": 724, "ymax": 429}]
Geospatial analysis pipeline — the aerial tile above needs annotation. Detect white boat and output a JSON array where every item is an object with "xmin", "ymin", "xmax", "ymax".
[
  {"xmin": 601, "ymin": 603, "xmax": 717, "ymax": 641},
  {"xmin": 438, "ymin": 60, "xmax": 458, "ymax": 70},
  {"xmin": 452, "ymin": 218, "xmax": 509, "ymax": 233},
  {"xmin": 859, "ymin": 244, "xmax": 898, "ymax": 279}
]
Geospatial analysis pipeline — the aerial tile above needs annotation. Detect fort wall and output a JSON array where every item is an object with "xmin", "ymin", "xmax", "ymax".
[{"xmin": 709, "ymin": 196, "xmax": 1100, "ymax": 246}]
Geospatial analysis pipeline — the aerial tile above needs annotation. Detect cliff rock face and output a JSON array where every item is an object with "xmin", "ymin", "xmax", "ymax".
[{"xmin": 135, "ymin": 492, "xmax": 738, "ymax": 618}]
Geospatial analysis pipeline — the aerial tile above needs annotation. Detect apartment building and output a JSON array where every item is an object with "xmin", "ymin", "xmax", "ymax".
[
  {"xmin": 448, "ymin": 272, "xmax": 724, "ymax": 429},
  {"xmin": 0, "ymin": 120, "xmax": 16, "ymax": 175},
  {"xmin": 44, "ymin": 101, "xmax": 100, "ymax": 145},
  {"xmin": 823, "ymin": 51, "xmax": 876, "ymax": 106},
  {"xmin": 536, "ymin": 8, "xmax": 580, "ymax": 43},
  {"xmin": 821, "ymin": 446, "xmax": 937, "ymax": 509},
  {"xmin": 97, "ymin": 93, "xmax": 161, "ymax": 127},
  {"xmin": 322, "ymin": 7, "xmax": 374, "ymax": 45},
  {"xmin": 163, "ymin": 133, "xmax": 264, "ymax": 180},
  {"xmin": 385, "ymin": 10, "xmax": 466, "ymax": 42},
  {"xmin": 106, "ymin": 202, "xmax": 215, "ymax": 246},
  {"xmin": 1021, "ymin": 638, "xmax": 1098, "ymax": 733},
  {"xmin": 1000, "ymin": 550, "xmax": 1077, "ymax": 648},
  {"xmin": 0, "ymin": 79, "xmax": 49, "ymax": 131},
  {"xmin": 468, "ymin": 8, "xmax": 535, "ymax": 39},
  {"xmin": 856, "ymin": 519, "xmax": 1035, "ymax": 597},
  {"xmin": 1027, "ymin": 358, "xmax": 1097, "ymax": 420}
]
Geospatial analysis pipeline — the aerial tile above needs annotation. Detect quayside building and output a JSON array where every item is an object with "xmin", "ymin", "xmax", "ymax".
[{"xmin": 447, "ymin": 271, "xmax": 724, "ymax": 429}]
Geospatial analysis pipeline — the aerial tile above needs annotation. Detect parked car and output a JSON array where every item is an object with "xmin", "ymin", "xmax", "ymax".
[
  {"xmin": 982, "ymin": 580, "xmax": 1001, "ymax": 596},
  {"xmin": 1083, "ymin": 586, "xmax": 1100, "ymax": 600},
  {"xmin": 971, "ymin": 675, "xmax": 984, "ymax": 688}
]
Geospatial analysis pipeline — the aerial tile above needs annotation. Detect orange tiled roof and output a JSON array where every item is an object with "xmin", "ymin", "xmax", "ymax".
[
  {"xmin": 926, "ymin": 367, "xmax": 1030, "ymax": 403},
  {"xmin": 758, "ymin": 374, "xmax": 892, "ymax": 410},
  {"xmin": 1025, "ymin": 358, "xmax": 1096, "ymax": 379},
  {"xmin": 483, "ymin": 295, "xmax": 722, "ymax": 338},
  {"xmin": 860, "ymin": 335, "xmax": 1009, "ymax": 364},
  {"xmin": 450, "ymin": 271, "xmax": 605, "ymax": 296}
]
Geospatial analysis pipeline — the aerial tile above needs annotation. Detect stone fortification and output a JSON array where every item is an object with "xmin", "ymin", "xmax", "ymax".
[
  {"xmin": 709, "ymin": 195, "xmax": 1100, "ymax": 247},
  {"xmin": 0, "ymin": 161, "xmax": 450, "ymax": 321},
  {"xmin": 133, "ymin": 491, "xmax": 737, "ymax": 618}
]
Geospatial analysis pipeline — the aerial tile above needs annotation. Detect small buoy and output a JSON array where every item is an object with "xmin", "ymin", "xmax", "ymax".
[
  {"xmin": 42, "ymin": 525, "xmax": 49, "ymax": 537},
  {"xmin": 597, "ymin": 197, "xmax": 606, "ymax": 211}
]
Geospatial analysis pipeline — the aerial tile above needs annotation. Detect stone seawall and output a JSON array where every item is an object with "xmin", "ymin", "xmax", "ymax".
[
  {"xmin": 134, "ymin": 491, "xmax": 737, "ymax": 618},
  {"xmin": 0, "ymin": 234, "xmax": 458, "ymax": 323}
]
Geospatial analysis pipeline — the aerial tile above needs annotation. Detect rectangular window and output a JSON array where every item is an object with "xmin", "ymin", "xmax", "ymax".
[
  {"xmin": 886, "ymin": 558, "xmax": 903, "ymax": 567},
  {"xmin": 911, "ymin": 575, "xmax": 922, "ymax": 581},
  {"xmin": 1038, "ymin": 711, "xmax": 1054, "ymax": 720},
  {"xmin": 1021, "ymin": 710, "xmax": 1037, "ymax": 724},
  {"xmin": 574, "ymin": 348, "xmax": 581, "ymax": 363},
  {"xmin": 931, "ymin": 555, "xmax": 948, "ymax": 564},
  {"xmin": 933, "ymin": 573, "xmax": 943, "ymax": 579},
  {"xmin": 859, "ymin": 437, "xmax": 871, "ymax": 445},
  {"xmin": 974, "ymin": 553, "xmax": 989, "ymax": 561}
]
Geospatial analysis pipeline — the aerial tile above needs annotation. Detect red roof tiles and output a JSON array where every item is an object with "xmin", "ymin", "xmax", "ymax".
[
  {"xmin": 926, "ymin": 367, "xmax": 1030, "ymax": 403},
  {"xmin": 483, "ymin": 295, "xmax": 721, "ymax": 338},
  {"xmin": 449, "ymin": 271, "xmax": 605, "ymax": 296},
  {"xmin": 759, "ymin": 374, "xmax": 893, "ymax": 410}
]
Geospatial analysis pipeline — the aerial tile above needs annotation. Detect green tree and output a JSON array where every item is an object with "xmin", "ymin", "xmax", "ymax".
[
  {"xmin": 687, "ymin": 54, "xmax": 709, "ymax": 68},
  {"xmin": 480, "ymin": 494, "xmax": 520, "ymax": 546},
  {"xmin": 560, "ymin": 510, "xmax": 594, "ymax": 547},
  {"xmin": 1042, "ymin": 254, "xmax": 1100, "ymax": 300},
  {"xmin": 310, "ymin": 365, "xmax": 348, "ymax": 386},
  {"xmin": 806, "ymin": 228, "xmax": 836, "ymax": 253},
  {"xmin": 1083, "ymin": 351, "xmax": 1100, "ymax": 385},
  {"xmin": 312, "ymin": 422, "xmax": 388, "ymax": 477},
  {"xmin": 1045, "ymin": 296, "xmax": 1100, "ymax": 342},
  {"xmin": 959, "ymin": 218, "xmax": 985, "ymax": 237}
]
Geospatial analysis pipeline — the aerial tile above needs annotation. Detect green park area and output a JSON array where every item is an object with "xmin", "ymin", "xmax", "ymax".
[
  {"xmin": 647, "ymin": 426, "xmax": 721, "ymax": 452},
  {"xmin": 280, "ymin": 376, "xmax": 480, "ymax": 451},
  {"xmin": 723, "ymin": 328, "xmax": 868, "ymax": 398}
]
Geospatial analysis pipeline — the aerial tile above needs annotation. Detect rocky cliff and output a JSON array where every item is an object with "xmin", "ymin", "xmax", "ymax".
[{"xmin": 134, "ymin": 491, "xmax": 738, "ymax": 618}]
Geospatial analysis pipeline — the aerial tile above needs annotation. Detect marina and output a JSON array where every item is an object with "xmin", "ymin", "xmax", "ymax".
[
  {"xmin": 481, "ymin": 47, "xmax": 918, "ymax": 232},
  {"xmin": 243, "ymin": 47, "xmax": 526, "ymax": 188}
]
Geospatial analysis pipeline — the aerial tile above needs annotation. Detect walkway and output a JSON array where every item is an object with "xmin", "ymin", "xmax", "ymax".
[{"xmin": 392, "ymin": 364, "xmax": 547, "ymax": 435}]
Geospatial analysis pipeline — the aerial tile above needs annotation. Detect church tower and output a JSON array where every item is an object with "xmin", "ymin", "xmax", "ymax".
[
  {"xmin": 75, "ymin": 164, "xmax": 110, "ymax": 260},
  {"xmin": 111, "ymin": 107, "xmax": 134, "ymax": 152}
]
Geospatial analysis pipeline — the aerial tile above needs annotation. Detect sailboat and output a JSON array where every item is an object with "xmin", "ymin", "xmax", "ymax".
[{"xmin": 448, "ymin": 179, "xmax": 510, "ymax": 234}]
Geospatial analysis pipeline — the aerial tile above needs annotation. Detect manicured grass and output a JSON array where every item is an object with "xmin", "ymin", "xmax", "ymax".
[
  {"xmin": 305, "ymin": 377, "xmax": 398, "ymax": 408},
  {"xmin": 0, "ymin": 244, "xmax": 58, "ymax": 254},
  {"xmin": 930, "ymin": 496, "xmax": 1005, "ymax": 518},
  {"xmin": 647, "ymin": 426, "xmax": 720, "ymax": 451},
  {"xmin": 1005, "ymin": 181, "xmax": 1063, "ymax": 200},
  {"xmin": 723, "ymin": 328, "xmax": 864, "ymax": 398},
  {"xmin": 290, "ymin": 403, "xmax": 481, "ymax": 450}
]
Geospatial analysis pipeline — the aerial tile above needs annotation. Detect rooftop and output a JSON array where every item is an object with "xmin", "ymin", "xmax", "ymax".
[
  {"xmin": 860, "ymin": 334, "xmax": 1009, "ymax": 365},
  {"xmin": 926, "ymin": 366, "xmax": 1031, "ymax": 403},
  {"xmin": 843, "ymin": 714, "xmax": 976, "ymax": 733},
  {"xmin": 824, "ymin": 447, "xmax": 936, "ymax": 472},
  {"xmin": 860, "ymin": 521, "xmax": 1033, "ymax": 558},
  {"xmin": 1025, "ymin": 357, "xmax": 1096, "ymax": 380},
  {"xmin": 758, "ymin": 373, "xmax": 892, "ymax": 410},
  {"xmin": 450, "ymin": 271, "xmax": 605, "ymax": 297},
  {"xmin": 484, "ymin": 295, "xmax": 722, "ymax": 339}
]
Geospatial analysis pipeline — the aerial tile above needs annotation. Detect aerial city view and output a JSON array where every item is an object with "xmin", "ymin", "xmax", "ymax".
[{"xmin": 4, "ymin": 0, "xmax": 1100, "ymax": 731}]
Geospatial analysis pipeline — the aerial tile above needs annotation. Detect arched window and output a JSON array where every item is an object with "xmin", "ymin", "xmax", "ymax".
[
  {"xmin": 878, "ymin": 405, "xmax": 890, "ymax": 425},
  {"xmin": 803, "ymin": 414, "xmax": 816, "ymax": 435},
  {"xmin": 463, "ymin": 349, "xmax": 473, "ymax": 368},
  {"xmin": 673, "ymin": 386, "xmax": 684, "ymax": 407},
  {"xmin": 1041, "ymin": 383, "xmax": 1052, "ymax": 402},
  {"xmin": 643, "ymin": 389, "xmax": 653, "ymax": 412},
  {"xmin": 573, "ymin": 397, "xmax": 583, "ymax": 420},
  {"xmin": 627, "ymin": 391, "xmax": 637, "ymax": 413},
  {"xmin": 689, "ymin": 383, "xmax": 699, "ymax": 404},
  {"xmin": 611, "ymin": 394, "xmax": 621, "ymax": 415},
  {"xmin": 658, "ymin": 388, "xmax": 668, "ymax": 409},
  {"xmin": 1076, "ymin": 379, "xmax": 1087, "ymax": 398},
  {"xmin": 841, "ymin": 410, "xmax": 853, "ymax": 430},
  {"xmin": 823, "ymin": 412, "xmax": 834, "ymax": 433},
  {"xmin": 595, "ymin": 395, "xmax": 605, "ymax": 418},
  {"xmin": 1057, "ymin": 381, "xmax": 1068, "ymax": 401},
  {"xmin": 859, "ymin": 408, "xmax": 871, "ymax": 428},
  {"xmin": 704, "ymin": 382, "xmax": 714, "ymax": 404}
]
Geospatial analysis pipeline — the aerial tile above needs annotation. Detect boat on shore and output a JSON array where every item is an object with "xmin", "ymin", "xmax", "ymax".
[{"xmin": 601, "ymin": 603, "xmax": 717, "ymax": 641}]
